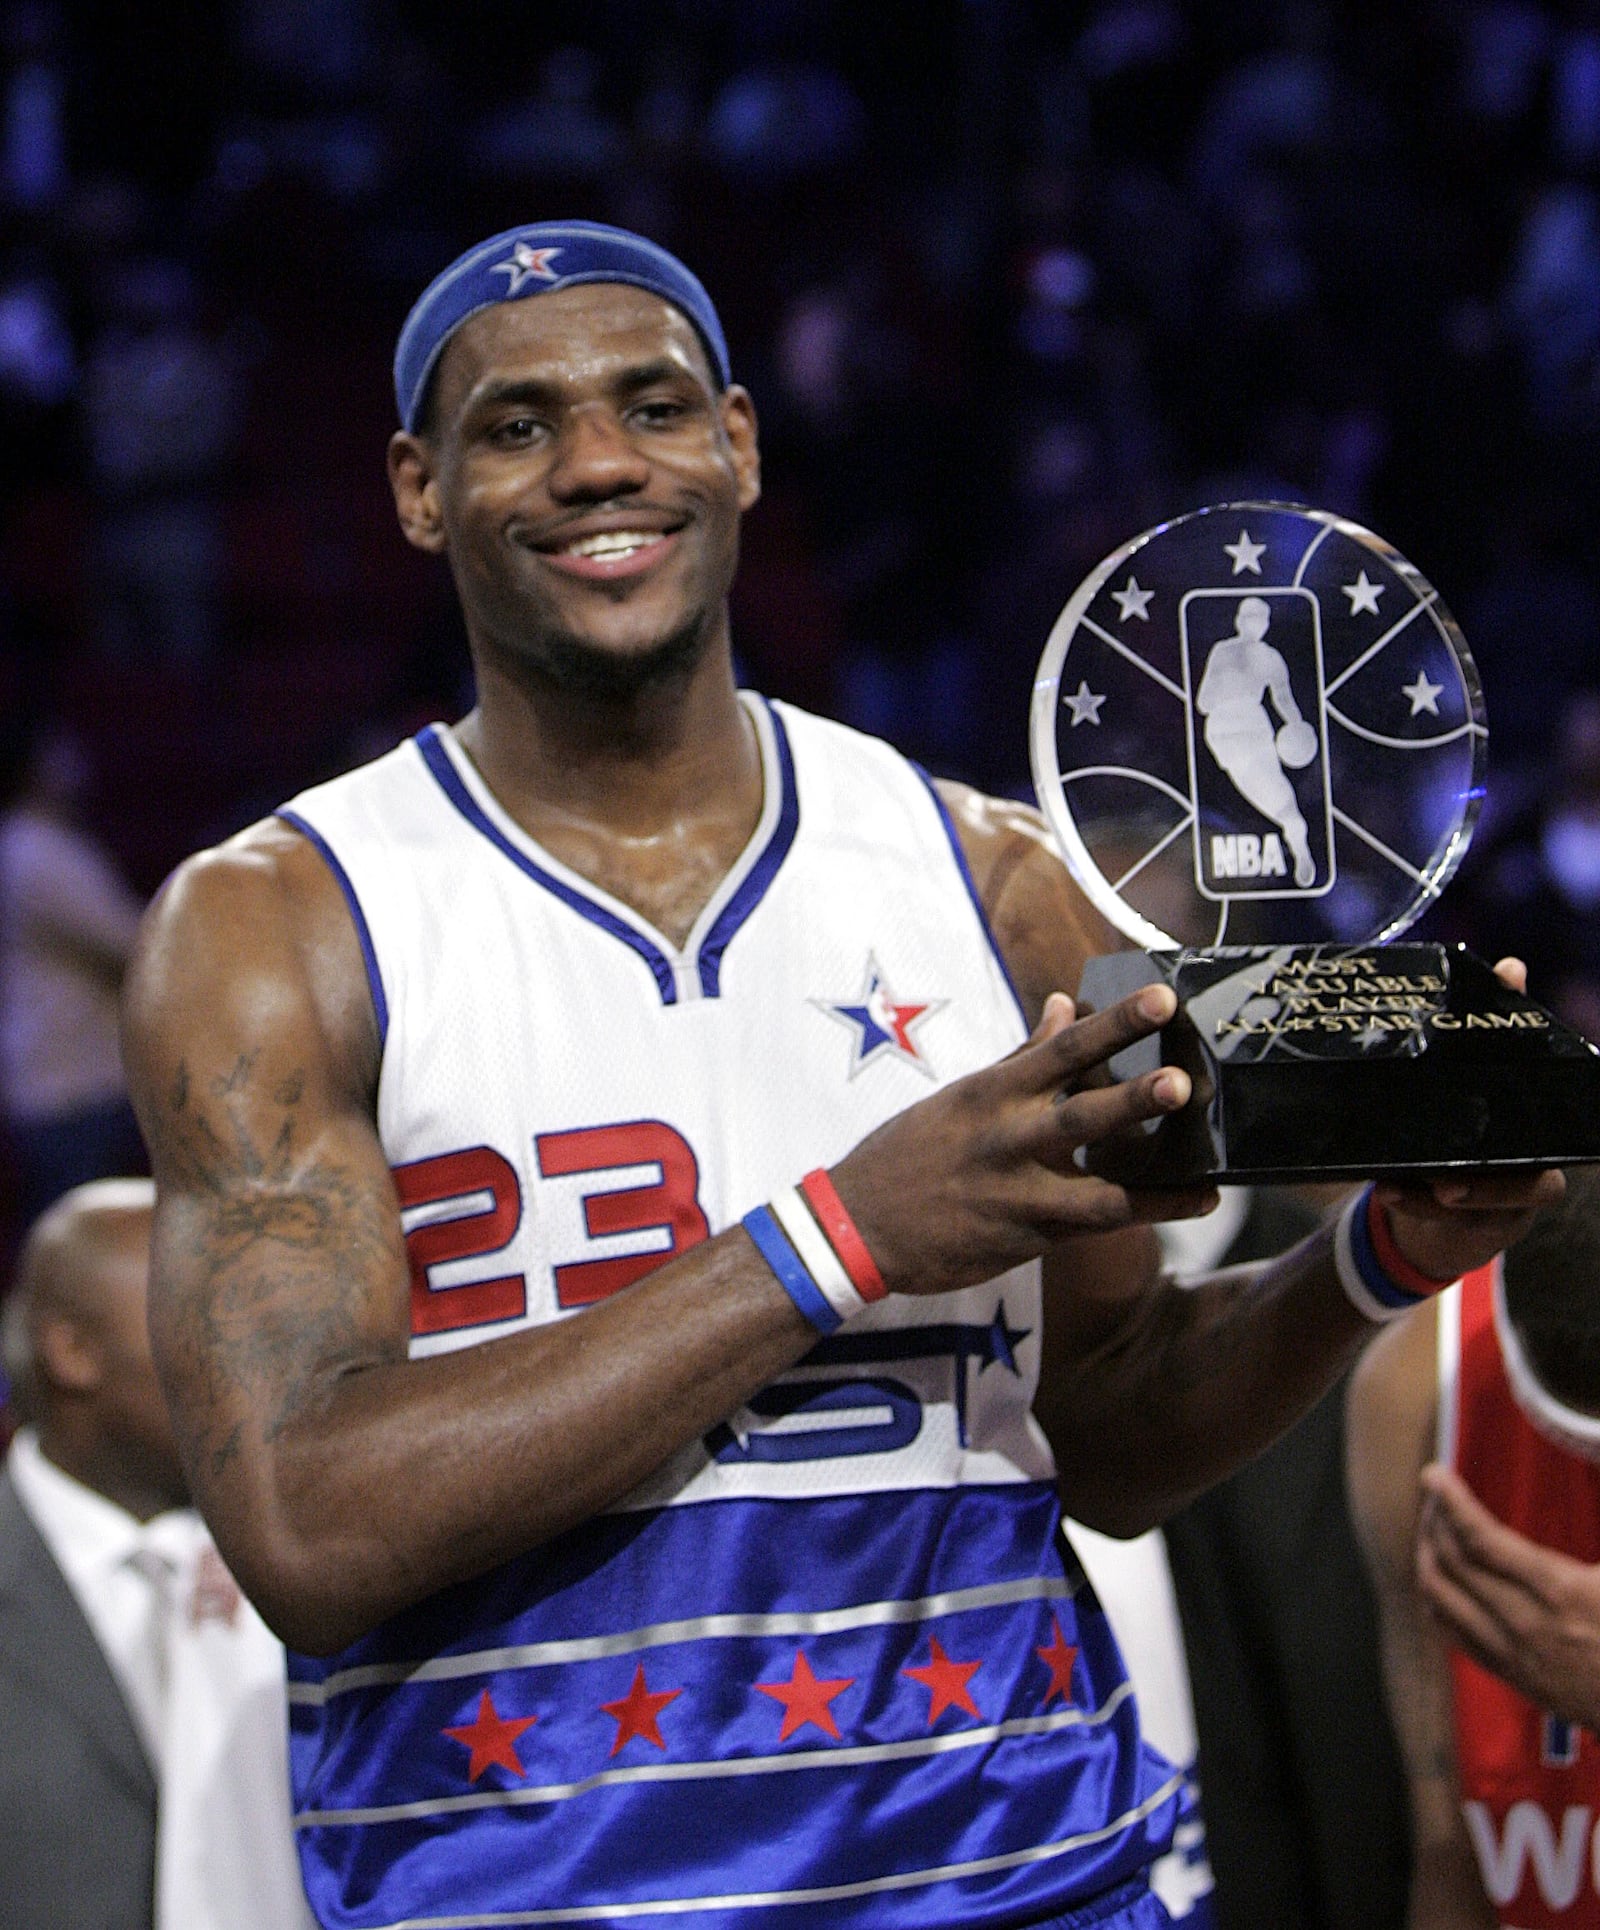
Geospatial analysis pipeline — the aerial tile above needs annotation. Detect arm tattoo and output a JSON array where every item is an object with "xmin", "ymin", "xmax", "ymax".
[{"xmin": 153, "ymin": 1049, "xmax": 405, "ymax": 1466}]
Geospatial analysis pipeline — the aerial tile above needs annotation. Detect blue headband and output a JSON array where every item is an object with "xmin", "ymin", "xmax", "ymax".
[{"xmin": 393, "ymin": 220, "xmax": 732, "ymax": 432}]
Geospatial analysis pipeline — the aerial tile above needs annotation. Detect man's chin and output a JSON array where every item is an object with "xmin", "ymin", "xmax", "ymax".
[{"xmin": 522, "ymin": 616, "xmax": 713, "ymax": 701}]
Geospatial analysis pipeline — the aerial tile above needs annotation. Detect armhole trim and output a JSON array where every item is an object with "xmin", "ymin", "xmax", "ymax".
[
  {"xmin": 912, "ymin": 767, "xmax": 1028, "ymax": 1035},
  {"xmin": 1435, "ymin": 1279, "xmax": 1462, "ymax": 1467},
  {"xmin": 277, "ymin": 809, "xmax": 391, "ymax": 1049}
]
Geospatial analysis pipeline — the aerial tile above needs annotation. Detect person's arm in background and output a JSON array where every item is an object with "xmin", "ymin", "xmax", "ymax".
[
  {"xmin": 1348, "ymin": 1302, "xmax": 1496, "ymax": 1930},
  {"xmin": 9, "ymin": 812, "xmax": 143, "ymax": 985},
  {"xmin": 1417, "ymin": 1460, "xmax": 1600, "ymax": 1732}
]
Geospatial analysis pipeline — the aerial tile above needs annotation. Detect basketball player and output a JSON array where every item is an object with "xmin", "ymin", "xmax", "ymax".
[
  {"xmin": 1350, "ymin": 1168, "xmax": 1600, "ymax": 1927},
  {"xmin": 1195, "ymin": 595, "xmax": 1318, "ymax": 887},
  {"xmin": 120, "ymin": 221, "xmax": 1552, "ymax": 1930}
]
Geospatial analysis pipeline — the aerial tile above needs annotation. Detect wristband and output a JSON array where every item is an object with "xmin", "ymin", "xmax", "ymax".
[
  {"xmin": 1334, "ymin": 1184, "xmax": 1459, "ymax": 1322},
  {"xmin": 798, "ymin": 1168, "xmax": 888, "ymax": 1302},
  {"xmin": 742, "ymin": 1204, "xmax": 842, "ymax": 1334},
  {"xmin": 770, "ymin": 1187, "xmax": 869, "ymax": 1326}
]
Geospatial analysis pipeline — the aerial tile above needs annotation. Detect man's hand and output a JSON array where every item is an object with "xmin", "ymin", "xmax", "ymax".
[
  {"xmin": 1376, "ymin": 958, "xmax": 1565, "ymax": 1284},
  {"xmin": 833, "ymin": 986, "xmax": 1219, "ymax": 1298},
  {"xmin": 1375, "ymin": 1168, "xmax": 1566, "ymax": 1287},
  {"xmin": 1418, "ymin": 1462, "xmax": 1600, "ymax": 1732}
]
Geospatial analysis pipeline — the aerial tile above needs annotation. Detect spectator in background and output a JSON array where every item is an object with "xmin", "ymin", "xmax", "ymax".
[
  {"xmin": 0, "ymin": 242, "xmax": 75, "ymax": 493},
  {"xmin": 1161, "ymin": 1185, "xmax": 1412, "ymax": 1930},
  {"xmin": 0, "ymin": 721, "xmax": 145, "ymax": 1223},
  {"xmin": 82, "ymin": 252, "xmax": 245, "ymax": 669},
  {"xmin": 0, "ymin": 1178, "xmax": 313, "ymax": 1930},
  {"xmin": 470, "ymin": 45, "xmax": 626, "ymax": 184},
  {"xmin": 1349, "ymin": 1167, "xmax": 1600, "ymax": 1928},
  {"xmin": 0, "ymin": 0, "xmax": 67, "ymax": 217}
]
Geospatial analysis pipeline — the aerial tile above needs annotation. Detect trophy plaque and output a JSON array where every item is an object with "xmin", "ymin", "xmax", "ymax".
[{"xmin": 1030, "ymin": 500, "xmax": 1600, "ymax": 1185}]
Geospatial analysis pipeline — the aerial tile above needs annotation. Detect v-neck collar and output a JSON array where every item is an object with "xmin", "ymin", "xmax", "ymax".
[{"xmin": 415, "ymin": 693, "xmax": 799, "ymax": 1005}]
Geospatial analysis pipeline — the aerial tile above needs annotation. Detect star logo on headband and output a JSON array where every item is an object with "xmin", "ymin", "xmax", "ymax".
[
  {"xmin": 814, "ymin": 954, "xmax": 945, "ymax": 1081},
  {"xmin": 492, "ymin": 242, "xmax": 563, "ymax": 295}
]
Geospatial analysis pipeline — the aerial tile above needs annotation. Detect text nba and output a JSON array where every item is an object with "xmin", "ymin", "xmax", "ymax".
[{"xmin": 1210, "ymin": 833, "xmax": 1295, "ymax": 880}]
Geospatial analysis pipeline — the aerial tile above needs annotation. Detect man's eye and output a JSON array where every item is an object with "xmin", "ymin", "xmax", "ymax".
[
  {"xmin": 632, "ymin": 399, "xmax": 690, "ymax": 426},
  {"xmin": 491, "ymin": 416, "xmax": 541, "ymax": 445}
]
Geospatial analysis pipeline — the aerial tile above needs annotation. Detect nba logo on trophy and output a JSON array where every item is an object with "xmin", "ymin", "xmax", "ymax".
[{"xmin": 1181, "ymin": 588, "xmax": 1332, "ymax": 902}]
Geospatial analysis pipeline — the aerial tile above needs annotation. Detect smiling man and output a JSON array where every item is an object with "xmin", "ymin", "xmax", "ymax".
[{"xmin": 119, "ymin": 221, "xmax": 1553, "ymax": 1930}]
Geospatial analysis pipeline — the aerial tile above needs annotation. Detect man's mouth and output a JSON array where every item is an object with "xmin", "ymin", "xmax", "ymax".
[{"xmin": 538, "ymin": 526, "xmax": 681, "ymax": 579}]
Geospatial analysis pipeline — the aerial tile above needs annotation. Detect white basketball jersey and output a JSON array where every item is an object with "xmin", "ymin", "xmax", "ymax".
[{"xmin": 277, "ymin": 696, "xmax": 1181, "ymax": 1930}]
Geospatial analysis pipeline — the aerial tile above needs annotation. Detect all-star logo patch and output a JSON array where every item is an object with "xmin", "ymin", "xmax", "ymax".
[
  {"xmin": 492, "ymin": 242, "xmax": 563, "ymax": 293},
  {"xmin": 814, "ymin": 953, "xmax": 945, "ymax": 1079}
]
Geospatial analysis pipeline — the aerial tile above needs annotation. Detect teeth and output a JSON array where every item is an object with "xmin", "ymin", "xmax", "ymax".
[{"xmin": 564, "ymin": 531, "xmax": 660, "ymax": 558}]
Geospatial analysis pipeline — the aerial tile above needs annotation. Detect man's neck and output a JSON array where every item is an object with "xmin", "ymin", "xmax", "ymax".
[
  {"xmin": 454, "ymin": 646, "xmax": 766, "ymax": 949},
  {"xmin": 34, "ymin": 1422, "xmax": 188, "ymax": 1526}
]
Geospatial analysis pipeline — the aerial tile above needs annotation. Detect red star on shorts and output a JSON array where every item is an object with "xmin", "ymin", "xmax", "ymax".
[
  {"xmin": 755, "ymin": 1650, "xmax": 854, "ymax": 1741},
  {"xmin": 1036, "ymin": 1617, "xmax": 1079, "ymax": 1708},
  {"xmin": 442, "ymin": 1690, "xmax": 537, "ymax": 1783},
  {"xmin": 601, "ymin": 1664, "xmax": 682, "ymax": 1756},
  {"xmin": 902, "ymin": 1636, "xmax": 983, "ymax": 1723}
]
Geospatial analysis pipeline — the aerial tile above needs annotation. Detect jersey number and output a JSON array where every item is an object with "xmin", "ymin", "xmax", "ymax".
[
  {"xmin": 395, "ymin": 1125, "xmax": 707, "ymax": 1337},
  {"xmin": 394, "ymin": 1146, "xmax": 526, "ymax": 1336},
  {"xmin": 536, "ymin": 1121, "xmax": 710, "ymax": 1306}
]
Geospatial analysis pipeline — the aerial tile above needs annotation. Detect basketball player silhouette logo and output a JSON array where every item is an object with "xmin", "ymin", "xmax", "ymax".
[{"xmin": 1196, "ymin": 596, "xmax": 1318, "ymax": 888}]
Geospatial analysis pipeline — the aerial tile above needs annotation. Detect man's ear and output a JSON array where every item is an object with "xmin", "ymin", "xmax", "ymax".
[
  {"xmin": 388, "ymin": 432, "xmax": 447, "ymax": 554},
  {"xmin": 720, "ymin": 385, "xmax": 761, "ymax": 513},
  {"xmin": 35, "ymin": 1313, "xmax": 102, "ymax": 1395}
]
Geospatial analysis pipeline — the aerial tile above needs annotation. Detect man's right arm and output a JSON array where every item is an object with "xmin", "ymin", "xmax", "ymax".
[
  {"xmin": 123, "ymin": 821, "xmax": 1200, "ymax": 1655},
  {"xmin": 123, "ymin": 823, "xmax": 835, "ymax": 1654},
  {"xmin": 1347, "ymin": 1304, "xmax": 1496, "ymax": 1930}
]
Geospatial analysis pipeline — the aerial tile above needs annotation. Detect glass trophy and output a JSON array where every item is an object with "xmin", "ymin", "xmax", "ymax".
[{"xmin": 1030, "ymin": 500, "xmax": 1600, "ymax": 1183}]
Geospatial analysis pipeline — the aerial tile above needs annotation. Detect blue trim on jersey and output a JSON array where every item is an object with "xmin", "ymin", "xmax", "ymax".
[
  {"xmin": 285, "ymin": 1485, "xmax": 1177, "ymax": 1930},
  {"xmin": 912, "ymin": 765, "xmax": 1028, "ymax": 1031},
  {"xmin": 413, "ymin": 714, "xmax": 803, "ymax": 1006},
  {"xmin": 277, "ymin": 809, "xmax": 391, "ymax": 1045},
  {"xmin": 414, "ymin": 725, "xmax": 680, "ymax": 1004},
  {"xmin": 698, "ymin": 696, "xmax": 800, "ymax": 996}
]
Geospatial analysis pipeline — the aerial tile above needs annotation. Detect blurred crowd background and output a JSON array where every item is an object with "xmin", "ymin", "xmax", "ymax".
[{"xmin": 2, "ymin": 0, "xmax": 1600, "ymax": 1278}]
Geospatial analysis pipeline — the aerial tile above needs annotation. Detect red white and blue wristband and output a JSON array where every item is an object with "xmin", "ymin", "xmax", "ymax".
[
  {"xmin": 1334, "ymin": 1183, "xmax": 1459, "ymax": 1322},
  {"xmin": 743, "ymin": 1168, "xmax": 888, "ymax": 1333}
]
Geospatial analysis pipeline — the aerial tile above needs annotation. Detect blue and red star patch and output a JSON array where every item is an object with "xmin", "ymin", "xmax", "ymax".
[{"xmin": 814, "ymin": 954, "xmax": 945, "ymax": 1080}]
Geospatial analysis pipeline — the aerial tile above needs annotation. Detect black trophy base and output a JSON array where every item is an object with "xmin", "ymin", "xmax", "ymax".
[{"xmin": 1077, "ymin": 942, "xmax": 1600, "ymax": 1187}]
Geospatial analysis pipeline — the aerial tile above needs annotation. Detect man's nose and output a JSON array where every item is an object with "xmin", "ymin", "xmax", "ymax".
[{"xmin": 547, "ymin": 405, "xmax": 651, "ymax": 499}]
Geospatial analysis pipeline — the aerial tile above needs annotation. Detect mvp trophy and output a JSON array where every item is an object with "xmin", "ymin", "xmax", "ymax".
[{"xmin": 1030, "ymin": 500, "xmax": 1600, "ymax": 1185}]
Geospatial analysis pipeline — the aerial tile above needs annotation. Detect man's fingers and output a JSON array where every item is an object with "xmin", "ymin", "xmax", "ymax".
[
  {"xmin": 1125, "ymin": 1184, "xmax": 1222, "ymax": 1224},
  {"xmin": 1422, "ymin": 1463, "xmax": 1582, "ymax": 1614},
  {"xmin": 1007, "ymin": 1170, "xmax": 1219, "ymax": 1241},
  {"xmin": 1420, "ymin": 1473, "xmax": 1547, "ymax": 1621},
  {"xmin": 1420, "ymin": 1465, "xmax": 1535, "ymax": 1581},
  {"xmin": 1374, "ymin": 1167, "xmax": 1566, "ymax": 1281},
  {"xmin": 1027, "ymin": 991, "xmax": 1076, "ymax": 1044},
  {"xmin": 1034, "ymin": 1065, "xmax": 1192, "ymax": 1155},
  {"xmin": 1008, "ymin": 983, "xmax": 1178, "ymax": 1095},
  {"xmin": 1378, "ymin": 1168, "xmax": 1566, "ymax": 1216},
  {"xmin": 1416, "ymin": 1525, "xmax": 1518, "ymax": 1672},
  {"xmin": 1493, "ymin": 955, "xmax": 1529, "ymax": 996}
]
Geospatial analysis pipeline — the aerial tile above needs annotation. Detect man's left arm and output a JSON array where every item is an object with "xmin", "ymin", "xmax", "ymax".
[{"xmin": 941, "ymin": 781, "xmax": 1560, "ymax": 1535}]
